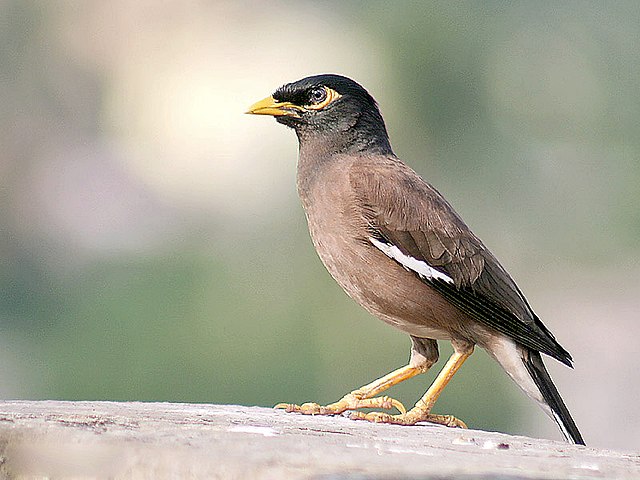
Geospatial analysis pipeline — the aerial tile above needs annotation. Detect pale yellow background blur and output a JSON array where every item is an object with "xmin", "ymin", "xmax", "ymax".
[{"xmin": 1, "ymin": 1, "xmax": 638, "ymax": 450}]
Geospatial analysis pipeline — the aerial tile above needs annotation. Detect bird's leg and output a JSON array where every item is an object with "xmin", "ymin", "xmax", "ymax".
[
  {"xmin": 275, "ymin": 364, "xmax": 421, "ymax": 415},
  {"xmin": 351, "ymin": 342, "xmax": 473, "ymax": 428},
  {"xmin": 276, "ymin": 337, "xmax": 439, "ymax": 417}
]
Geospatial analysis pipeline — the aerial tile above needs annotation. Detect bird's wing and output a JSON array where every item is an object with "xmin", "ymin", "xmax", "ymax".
[{"xmin": 349, "ymin": 156, "xmax": 572, "ymax": 366}]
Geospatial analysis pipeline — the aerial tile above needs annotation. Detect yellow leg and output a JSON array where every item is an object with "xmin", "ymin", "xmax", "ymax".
[
  {"xmin": 275, "ymin": 363, "xmax": 428, "ymax": 416},
  {"xmin": 351, "ymin": 347, "xmax": 473, "ymax": 427}
]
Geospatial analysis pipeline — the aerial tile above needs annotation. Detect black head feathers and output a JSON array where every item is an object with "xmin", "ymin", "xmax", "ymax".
[{"xmin": 272, "ymin": 74, "xmax": 392, "ymax": 154}]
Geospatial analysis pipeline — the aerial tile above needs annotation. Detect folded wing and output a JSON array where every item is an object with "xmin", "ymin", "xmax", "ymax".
[{"xmin": 350, "ymin": 155, "xmax": 572, "ymax": 366}]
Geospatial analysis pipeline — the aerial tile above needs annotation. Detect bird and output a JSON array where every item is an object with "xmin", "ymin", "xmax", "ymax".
[{"xmin": 246, "ymin": 74, "xmax": 585, "ymax": 445}]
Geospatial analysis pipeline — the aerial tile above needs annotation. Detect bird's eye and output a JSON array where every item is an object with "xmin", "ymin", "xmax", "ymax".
[
  {"xmin": 309, "ymin": 87, "xmax": 327, "ymax": 104},
  {"xmin": 305, "ymin": 86, "xmax": 341, "ymax": 111}
]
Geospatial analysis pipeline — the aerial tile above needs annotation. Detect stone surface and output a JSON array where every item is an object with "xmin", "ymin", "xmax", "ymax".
[{"xmin": 0, "ymin": 401, "xmax": 637, "ymax": 479}]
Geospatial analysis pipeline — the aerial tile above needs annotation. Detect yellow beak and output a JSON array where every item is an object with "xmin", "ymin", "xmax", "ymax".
[{"xmin": 245, "ymin": 95, "xmax": 302, "ymax": 118}]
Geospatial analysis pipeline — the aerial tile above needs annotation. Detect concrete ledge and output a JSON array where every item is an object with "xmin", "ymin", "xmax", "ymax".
[{"xmin": 0, "ymin": 401, "xmax": 636, "ymax": 479}]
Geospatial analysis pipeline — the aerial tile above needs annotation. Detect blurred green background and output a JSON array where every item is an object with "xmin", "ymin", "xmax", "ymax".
[{"xmin": 1, "ymin": 1, "xmax": 638, "ymax": 450}]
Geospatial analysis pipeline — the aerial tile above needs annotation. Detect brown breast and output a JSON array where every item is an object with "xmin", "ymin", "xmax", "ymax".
[{"xmin": 297, "ymin": 153, "xmax": 478, "ymax": 342}]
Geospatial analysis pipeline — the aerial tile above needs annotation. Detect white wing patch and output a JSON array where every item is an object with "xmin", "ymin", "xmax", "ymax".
[{"xmin": 369, "ymin": 237, "xmax": 454, "ymax": 284}]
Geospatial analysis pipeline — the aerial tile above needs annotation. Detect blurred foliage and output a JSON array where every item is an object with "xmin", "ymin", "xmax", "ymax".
[{"xmin": 1, "ymin": 0, "xmax": 638, "ymax": 448}]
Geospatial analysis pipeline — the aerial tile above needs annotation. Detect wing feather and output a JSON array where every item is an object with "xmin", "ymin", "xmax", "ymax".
[{"xmin": 350, "ymin": 155, "xmax": 572, "ymax": 366}]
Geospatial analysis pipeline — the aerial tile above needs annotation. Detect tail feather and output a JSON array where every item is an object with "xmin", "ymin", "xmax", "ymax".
[{"xmin": 522, "ymin": 350, "xmax": 585, "ymax": 445}]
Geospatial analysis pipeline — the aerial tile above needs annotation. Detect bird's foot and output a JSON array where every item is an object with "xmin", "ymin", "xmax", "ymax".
[
  {"xmin": 349, "ymin": 408, "xmax": 467, "ymax": 428},
  {"xmin": 275, "ymin": 393, "xmax": 406, "ymax": 416}
]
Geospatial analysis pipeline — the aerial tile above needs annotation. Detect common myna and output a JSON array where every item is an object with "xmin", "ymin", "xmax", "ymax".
[{"xmin": 247, "ymin": 74, "xmax": 584, "ymax": 445}]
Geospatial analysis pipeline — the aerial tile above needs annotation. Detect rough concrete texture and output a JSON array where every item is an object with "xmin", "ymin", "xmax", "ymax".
[{"xmin": 0, "ymin": 401, "xmax": 637, "ymax": 479}]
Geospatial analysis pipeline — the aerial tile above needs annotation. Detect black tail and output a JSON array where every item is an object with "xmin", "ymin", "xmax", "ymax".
[{"xmin": 522, "ymin": 350, "xmax": 585, "ymax": 445}]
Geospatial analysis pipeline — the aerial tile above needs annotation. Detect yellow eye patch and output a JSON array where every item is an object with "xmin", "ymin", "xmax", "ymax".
[{"xmin": 306, "ymin": 87, "xmax": 342, "ymax": 111}]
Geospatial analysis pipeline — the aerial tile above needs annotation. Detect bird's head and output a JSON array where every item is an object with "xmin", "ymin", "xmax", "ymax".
[{"xmin": 247, "ymin": 74, "xmax": 392, "ymax": 154}]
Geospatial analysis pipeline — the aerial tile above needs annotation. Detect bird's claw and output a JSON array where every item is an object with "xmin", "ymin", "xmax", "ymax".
[
  {"xmin": 424, "ymin": 414, "xmax": 467, "ymax": 428},
  {"xmin": 349, "ymin": 410, "xmax": 467, "ymax": 428},
  {"xmin": 274, "ymin": 402, "xmax": 333, "ymax": 415},
  {"xmin": 275, "ymin": 394, "xmax": 406, "ymax": 416}
]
